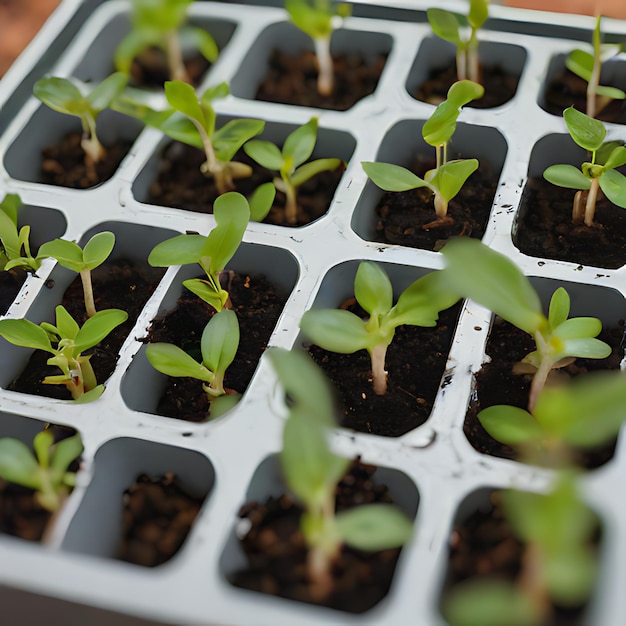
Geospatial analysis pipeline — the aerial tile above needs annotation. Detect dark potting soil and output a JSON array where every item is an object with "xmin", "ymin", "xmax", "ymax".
[
  {"xmin": 514, "ymin": 177, "xmax": 626, "ymax": 269},
  {"xmin": 230, "ymin": 459, "xmax": 406, "ymax": 613},
  {"xmin": 41, "ymin": 132, "xmax": 133, "ymax": 189},
  {"xmin": 147, "ymin": 144, "xmax": 344, "ymax": 227},
  {"xmin": 542, "ymin": 68, "xmax": 626, "ymax": 125},
  {"xmin": 415, "ymin": 63, "xmax": 520, "ymax": 109},
  {"xmin": 117, "ymin": 472, "xmax": 204, "ymax": 567},
  {"xmin": 9, "ymin": 259, "xmax": 164, "ymax": 400},
  {"xmin": 465, "ymin": 317, "xmax": 624, "ymax": 468},
  {"xmin": 373, "ymin": 158, "xmax": 498, "ymax": 251},
  {"xmin": 255, "ymin": 49, "xmax": 387, "ymax": 110},
  {"xmin": 127, "ymin": 49, "xmax": 210, "ymax": 88},
  {"xmin": 144, "ymin": 271, "xmax": 287, "ymax": 422},
  {"xmin": 307, "ymin": 303, "xmax": 460, "ymax": 437},
  {"xmin": 0, "ymin": 269, "xmax": 26, "ymax": 314},
  {"xmin": 442, "ymin": 491, "xmax": 594, "ymax": 626}
]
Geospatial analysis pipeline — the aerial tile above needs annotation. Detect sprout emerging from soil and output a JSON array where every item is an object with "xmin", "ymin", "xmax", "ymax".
[
  {"xmin": 115, "ymin": 0, "xmax": 219, "ymax": 84},
  {"xmin": 299, "ymin": 261, "xmax": 459, "ymax": 396},
  {"xmin": 244, "ymin": 117, "xmax": 343, "ymax": 225},
  {"xmin": 0, "ymin": 193, "xmax": 42, "ymax": 275},
  {"xmin": 38, "ymin": 231, "xmax": 116, "ymax": 318},
  {"xmin": 478, "ymin": 370, "xmax": 626, "ymax": 467},
  {"xmin": 543, "ymin": 106, "xmax": 626, "ymax": 226},
  {"xmin": 440, "ymin": 238, "xmax": 611, "ymax": 413},
  {"xmin": 427, "ymin": 0, "xmax": 489, "ymax": 84},
  {"xmin": 149, "ymin": 192, "xmax": 268, "ymax": 311},
  {"xmin": 268, "ymin": 348, "xmax": 413, "ymax": 600},
  {"xmin": 0, "ymin": 305, "xmax": 128, "ymax": 401},
  {"xmin": 33, "ymin": 73, "xmax": 128, "ymax": 178},
  {"xmin": 0, "ymin": 430, "xmax": 83, "ymax": 512},
  {"xmin": 285, "ymin": 0, "xmax": 351, "ymax": 95},
  {"xmin": 146, "ymin": 309, "xmax": 241, "ymax": 418},
  {"xmin": 445, "ymin": 473, "xmax": 599, "ymax": 626},
  {"xmin": 362, "ymin": 80, "xmax": 483, "ymax": 223},
  {"xmin": 565, "ymin": 15, "xmax": 625, "ymax": 119}
]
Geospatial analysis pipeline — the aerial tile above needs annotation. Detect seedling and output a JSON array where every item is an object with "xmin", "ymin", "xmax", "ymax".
[
  {"xmin": 0, "ymin": 193, "xmax": 42, "ymax": 275},
  {"xmin": 149, "ymin": 192, "xmax": 266, "ymax": 311},
  {"xmin": 285, "ymin": 0, "xmax": 351, "ymax": 95},
  {"xmin": 440, "ymin": 238, "xmax": 611, "ymax": 412},
  {"xmin": 299, "ymin": 261, "xmax": 459, "ymax": 396},
  {"xmin": 126, "ymin": 80, "xmax": 265, "ymax": 196},
  {"xmin": 268, "ymin": 348, "xmax": 413, "ymax": 600},
  {"xmin": 0, "ymin": 430, "xmax": 83, "ymax": 513},
  {"xmin": 244, "ymin": 117, "xmax": 343, "ymax": 225},
  {"xmin": 362, "ymin": 80, "xmax": 484, "ymax": 221},
  {"xmin": 146, "ymin": 308, "xmax": 241, "ymax": 417},
  {"xmin": 114, "ymin": 0, "xmax": 219, "ymax": 84},
  {"xmin": 38, "ymin": 231, "xmax": 115, "ymax": 318},
  {"xmin": 0, "ymin": 304, "xmax": 128, "ymax": 401},
  {"xmin": 565, "ymin": 15, "xmax": 625, "ymax": 119},
  {"xmin": 478, "ymin": 369, "xmax": 626, "ymax": 467},
  {"xmin": 543, "ymin": 106, "xmax": 626, "ymax": 226},
  {"xmin": 445, "ymin": 473, "xmax": 598, "ymax": 626},
  {"xmin": 33, "ymin": 73, "xmax": 128, "ymax": 177},
  {"xmin": 427, "ymin": 0, "xmax": 489, "ymax": 84}
]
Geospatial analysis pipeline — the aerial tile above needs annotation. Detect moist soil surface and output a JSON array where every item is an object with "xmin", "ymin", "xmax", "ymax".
[
  {"xmin": 148, "ymin": 144, "xmax": 344, "ymax": 227},
  {"xmin": 230, "ymin": 459, "xmax": 406, "ymax": 613},
  {"xmin": 307, "ymin": 303, "xmax": 460, "ymax": 437},
  {"xmin": 514, "ymin": 176, "xmax": 626, "ymax": 269},
  {"xmin": 442, "ymin": 491, "xmax": 593, "ymax": 626},
  {"xmin": 9, "ymin": 259, "xmax": 164, "ymax": 400},
  {"xmin": 415, "ymin": 63, "xmax": 520, "ymax": 108},
  {"xmin": 0, "ymin": 269, "xmax": 26, "ymax": 315},
  {"xmin": 255, "ymin": 49, "xmax": 387, "ymax": 110},
  {"xmin": 127, "ymin": 49, "xmax": 210, "ymax": 88},
  {"xmin": 373, "ymin": 157, "xmax": 498, "ymax": 252},
  {"xmin": 542, "ymin": 68, "xmax": 626, "ymax": 125},
  {"xmin": 41, "ymin": 132, "xmax": 133, "ymax": 189},
  {"xmin": 465, "ymin": 317, "xmax": 624, "ymax": 468},
  {"xmin": 117, "ymin": 472, "xmax": 204, "ymax": 567},
  {"xmin": 144, "ymin": 271, "xmax": 287, "ymax": 422}
]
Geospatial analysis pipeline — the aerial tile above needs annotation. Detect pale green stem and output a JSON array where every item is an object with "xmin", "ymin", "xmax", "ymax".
[
  {"xmin": 275, "ymin": 177, "xmax": 299, "ymax": 224},
  {"xmin": 165, "ymin": 29, "xmax": 189, "ymax": 83},
  {"xmin": 572, "ymin": 190, "xmax": 585, "ymax": 224},
  {"xmin": 517, "ymin": 541, "xmax": 552, "ymax": 622},
  {"xmin": 456, "ymin": 47, "xmax": 468, "ymax": 82},
  {"xmin": 369, "ymin": 342, "xmax": 389, "ymax": 396},
  {"xmin": 80, "ymin": 268, "xmax": 96, "ymax": 317},
  {"xmin": 528, "ymin": 334, "xmax": 553, "ymax": 414},
  {"xmin": 584, "ymin": 177, "xmax": 600, "ymax": 226},
  {"xmin": 314, "ymin": 36, "xmax": 334, "ymax": 96},
  {"xmin": 433, "ymin": 191, "xmax": 449, "ymax": 218},
  {"xmin": 468, "ymin": 30, "xmax": 481, "ymax": 84}
]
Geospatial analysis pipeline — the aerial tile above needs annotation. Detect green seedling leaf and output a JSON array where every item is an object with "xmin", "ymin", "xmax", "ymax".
[
  {"xmin": 427, "ymin": 158, "xmax": 479, "ymax": 203},
  {"xmin": 0, "ymin": 318, "xmax": 54, "ymax": 352},
  {"xmin": 427, "ymin": 8, "xmax": 463, "ymax": 46},
  {"xmin": 354, "ymin": 261, "xmax": 393, "ymax": 317},
  {"xmin": 0, "ymin": 438, "xmax": 41, "ymax": 489},
  {"xmin": 440, "ymin": 238, "xmax": 544, "ymax": 335},
  {"xmin": 336, "ymin": 504, "xmax": 413, "ymax": 551},
  {"xmin": 86, "ymin": 72, "xmax": 128, "ymax": 111},
  {"xmin": 148, "ymin": 234, "xmax": 206, "ymax": 267},
  {"xmin": 290, "ymin": 158, "xmax": 341, "ymax": 188},
  {"xmin": 468, "ymin": 0, "xmax": 489, "ymax": 29},
  {"xmin": 201, "ymin": 309, "xmax": 239, "ymax": 376},
  {"xmin": 543, "ymin": 164, "xmax": 592, "ymax": 190},
  {"xmin": 422, "ymin": 80, "xmax": 484, "ymax": 147},
  {"xmin": 165, "ymin": 79, "xmax": 205, "ymax": 124},
  {"xmin": 478, "ymin": 405, "xmax": 546, "ymax": 447},
  {"xmin": 212, "ymin": 118, "xmax": 265, "ymax": 163},
  {"xmin": 361, "ymin": 162, "xmax": 428, "ymax": 192},
  {"xmin": 50, "ymin": 433, "xmax": 83, "ymax": 480},
  {"xmin": 548, "ymin": 287, "xmax": 569, "ymax": 329},
  {"xmin": 563, "ymin": 106, "xmax": 606, "ymax": 151},
  {"xmin": 39, "ymin": 231, "xmax": 115, "ymax": 272},
  {"xmin": 444, "ymin": 579, "xmax": 542, "ymax": 626},
  {"xmin": 267, "ymin": 348, "xmax": 335, "ymax": 424},
  {"xmin": 283, "ymin": 117, "xmax": 318, "ymax": 169},
  {"xmin": 599, "ymin": 168, "xmax": 626, "ymax": 208},
  {"xmin": 73, "ymin": 307, "xmax": 128, "ymax": 353},
  {"xmin": 244, "ymin": 140, "xmax": 284, "ymax": 171},
  {"xmin": 54, "ymin": 304, "xmax": 80, "ymax": 341},
  {"xmin": 300, "ymin": 308, "xmax": 374, "ymax": 354},
  {"xmin": 285, "ymin": 0, "xmax": 347, "ymax": 40},
  {"xmin": 249, "ymin": 182, "xmax": 276, "ymax": 222},
  {"xmin": 146, "ymin": 343, "xmax": 214, "ymax": 381}
]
